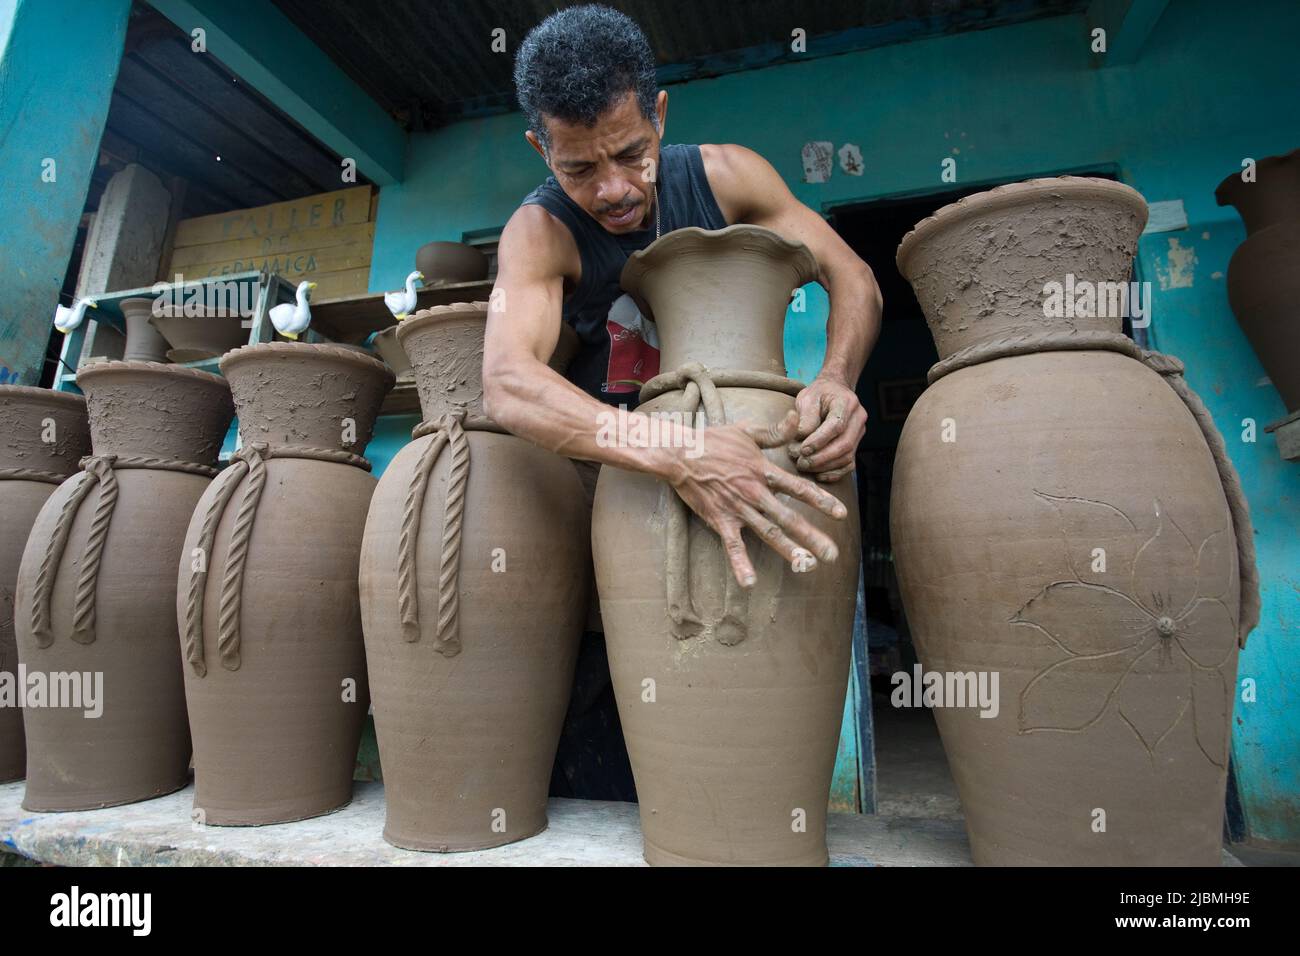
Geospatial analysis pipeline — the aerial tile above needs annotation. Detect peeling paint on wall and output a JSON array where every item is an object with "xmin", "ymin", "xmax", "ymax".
[{"xmin": 1156, "ymin": 237, "xmax": 1198, "ymax": 290}]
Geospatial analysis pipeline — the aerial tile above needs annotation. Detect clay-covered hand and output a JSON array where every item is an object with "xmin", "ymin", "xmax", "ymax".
[
  {"xmin": 787, "ymin": 376, "xmax": 867, "ymax": 482},
  {"xmin": 667, "ymin": 410, "xmax": 847, "ymax": 587}
]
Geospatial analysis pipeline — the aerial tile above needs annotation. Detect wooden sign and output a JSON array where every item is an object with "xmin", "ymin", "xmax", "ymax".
[{"xmin": 164, "ymin": 185, "xmax": 374, "ymax": 299}]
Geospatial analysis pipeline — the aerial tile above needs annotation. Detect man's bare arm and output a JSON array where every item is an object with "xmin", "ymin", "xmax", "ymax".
[
  {"xmin": 482, "ymin": 203, "xmax": 849, "ymax": 586},
  {"xmin": 704, "ymin": 144, "xmax": 883, "ymax": 481}
]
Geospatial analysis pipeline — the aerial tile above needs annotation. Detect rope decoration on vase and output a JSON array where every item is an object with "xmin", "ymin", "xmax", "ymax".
[
  {"xmin": 0, "ymin": 466, "xmax": 73, "ymax": 484},
  {"xmin": 640, "ymin": 361, "xmax": 805, "ymax": 646},
  {"xmin": 1139, "ymin": 349, "xmax": 1261, "ymax": 646},
  {"xmin": 398, "ymin": 411, "xmax": 471, "ymax": 657},
  {"xmin": 29, "ymin": 453, "xmax": 219, "ymax": 648},
  {"xmin": 182, "ymin": 441, "xmax": 371, "ymax": 676}
]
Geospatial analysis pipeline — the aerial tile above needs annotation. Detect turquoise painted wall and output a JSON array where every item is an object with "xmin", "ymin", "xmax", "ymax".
[
  {"xmin": 0, "ymin": 0, "xmax": 132, "ymax": 385},
  {"xmin": 365, "ymin": 0, "xmax": 1299, "ymax": 842}
]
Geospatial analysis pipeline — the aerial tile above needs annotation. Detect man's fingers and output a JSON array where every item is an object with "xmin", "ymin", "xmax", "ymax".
[
  {"xmin": 795, "ymin": 427, "xmax": 861, "ymax": 472},
  {"xmin": 738, "ymin": 503, "xmax": 818, "ymax": 572},
  {"xmin": 794, "ymin": 388, "xmax": 822, "ymax": 440},
  {"xmin": 718, "ymin": 521, "xmax": 757, "ymax": 588},
  {"xmin": 756, "ymin": 492, "xmax": 840, "ymax": 564},
  {"xmin": 742, "ymin": 409, "xmax": 800, "ymax": 449},
  {"xmin": 796, "ymin": 396, "xmax": 849, "ymax": 456},
  {"xmin": 764, "ymin": 466, "xmax": 847, "ymax": 520}
]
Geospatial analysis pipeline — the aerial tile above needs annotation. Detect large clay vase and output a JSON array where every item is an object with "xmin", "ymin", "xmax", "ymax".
[
  {"xmin": 358, "ymin": 302, "xmax": 589, "ymax": 851},
  {"xmin": 1216, "ymin": 149, "xmax": 1300, "ymax": 411},
  {"xmin": 15, "ymin": 363, "xmax": 233, "ymax": 810},
  {"xmin": 891, "ymin": 177, "xmax": 1260, "ymax": 865},
  {"xmin": 0, "ymin": 387, "xmax": 90, "ymax": 783},
  {"xmin": 178, "ymin": 343, "xmax": 393, "ymax": 825},
  {"xmin": 592, "ymin": 225, "xmax": 860, "ymax": 866}
]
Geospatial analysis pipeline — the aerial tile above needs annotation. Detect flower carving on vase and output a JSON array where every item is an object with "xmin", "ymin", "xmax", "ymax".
[{"xmin": 1011, "ymin": 492, "xmax": 1237, "ymax": 767}]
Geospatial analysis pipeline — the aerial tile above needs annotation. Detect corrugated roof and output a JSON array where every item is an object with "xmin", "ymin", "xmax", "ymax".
[
  {"xmin": 96, "ymin": 3, "xmax": 365, "ymax": 218},
  {"xmin": 272, "ymin": 0, "xmax": 1088, "ymax": 128}
]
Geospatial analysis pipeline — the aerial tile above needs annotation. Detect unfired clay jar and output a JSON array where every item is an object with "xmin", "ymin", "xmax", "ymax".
[
  {"xmin": 0, "ymin": 387, "xmax": 90, "ymax": 783},
  {"xmin": 892, "ymin": 177, "xmax": 1260, "ymax": 865},
  {"xmin": 178, "ymin": 342, "xmax": 393, "ymax": 825},
  {"xmin": 118, "ymin": 298, "xmax": 171, "ymax": 363},
  {"xmin": 370, "ymin": 325, "xmax": 411, "ymax": 380},
  {"xmin": 592, "ymin": 226, "xmax": 860, "ymax": 866},
  {"xmin": 359, "ymin": 302, "xmax": 588, "ymax": 851},
  {"xmin": 148, "ymin": 305, "xmax": 249, "ymax": 364},
  {"xmin": 414, "ymin": 242, "xmax": 488, "ymax": 286},
  {"xmin": 1216, "ymin": 149, "xmax": 1300, "ymax": 411},
  {"xmin": 15, "ymin": 363, "xmax": 233, "ymax": 810}
]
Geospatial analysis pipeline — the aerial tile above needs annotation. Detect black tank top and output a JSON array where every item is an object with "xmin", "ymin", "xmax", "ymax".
[{"xmin": 521, "ymin": 143, "xmax": 727, "ymax": 408}]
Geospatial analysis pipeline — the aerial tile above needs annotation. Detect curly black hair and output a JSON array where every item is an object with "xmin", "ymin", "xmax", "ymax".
[{"xmin": 513, "ymin": 4, "xmax": 659, "ymax": 151}]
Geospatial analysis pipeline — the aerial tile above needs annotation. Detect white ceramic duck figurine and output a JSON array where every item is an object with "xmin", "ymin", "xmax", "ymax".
[
  {"xmin": 384, "ymin": 270, "xmax": 423, "ymax": 320},
  {"xmin": 269, "ymin": 281, "xmax": 316, "ymax": 340},
  {"xmin": 53, "ymin": 297, "xmax": 98, "ymax": 333}
]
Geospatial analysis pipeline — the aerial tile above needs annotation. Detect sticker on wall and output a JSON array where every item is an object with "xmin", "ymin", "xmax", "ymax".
[
  {"xmin": 837, "ymin": 143, "xmax": 864, "ymax": 176},
  {"xmin": 801, "ymin": 142, "xmax": 833, "ymax": 183}
]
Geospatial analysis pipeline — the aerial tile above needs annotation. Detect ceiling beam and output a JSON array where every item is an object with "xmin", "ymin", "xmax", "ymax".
[{"xmin": 147, "ymin": 0, "xmax": 406, "ymax": 184}]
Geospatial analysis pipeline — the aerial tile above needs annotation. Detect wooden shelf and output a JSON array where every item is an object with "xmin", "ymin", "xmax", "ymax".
[
  {"xmin": 308, "ymin": 280, "xmax": 493, "ymax": 344},
  {"xmin": 53, "ymin": 272, "xmax": 297, "ymax": 391}
]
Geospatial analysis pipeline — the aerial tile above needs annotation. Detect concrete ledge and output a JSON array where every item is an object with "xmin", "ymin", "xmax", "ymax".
[{"xmin": 0, "ymin": 780, "xmax": 973, "ymax": 866}]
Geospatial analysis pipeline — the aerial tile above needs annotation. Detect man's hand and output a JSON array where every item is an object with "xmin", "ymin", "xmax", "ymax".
[
  {"xmin": 787, "ymin": 376, "xmax": 867, "ymax": 483},
  {"xmin": 665, "ymin": 410, "xmax": 848, "ymax": 588}
]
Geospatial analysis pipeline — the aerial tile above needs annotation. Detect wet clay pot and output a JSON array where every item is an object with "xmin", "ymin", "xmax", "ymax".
[
  {"xmin": 891, "ymin": 178, "xmax": 1260, "ymax": 865},
  {"xmin": 414, "ymin": 242, "xmax": 488, "ymax": 286},
  {"xmin": 593, "ymin": 226, "xmax": 860, "ymax": 866},
  {"xmin": 15, "ymin": 363, "xmax": 233, "ymax": 810},
  {"xmin": 370, "ymin": 325, "xmax": 411, "ymax": 380},
  {"xmin": 148, "ymin": 305, "xmax": 249, "ymax": 364},
  {"xmin": 178, "ymin": 343, "xmax": 393, "ymax": 825},
  {"xmin": 1216, "ymin": 149, "xmax": 1300, "ymax": 411},
  {"xmin": 0, "ymin": 387, "xmax": 90, "ymax": 783},
  {"xmin": 118, "ymin": 298, "xmax": 171, "ymax": 363},
  {"xmin": 358, "ymin": 302, "xmax": 588, "ymax": 851}
]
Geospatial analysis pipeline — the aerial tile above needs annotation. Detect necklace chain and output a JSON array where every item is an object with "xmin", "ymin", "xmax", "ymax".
[{"xmin": 654, "ymin": 181, "xmax": 661, "ymax": 240}]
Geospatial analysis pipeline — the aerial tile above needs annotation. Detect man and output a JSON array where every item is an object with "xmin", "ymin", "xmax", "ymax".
[{"xmin": 483, "ymin": 5, "xmax": 882, "ymax": 799}]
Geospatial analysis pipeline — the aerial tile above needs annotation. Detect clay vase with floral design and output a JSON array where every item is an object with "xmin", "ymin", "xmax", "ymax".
[
  {"xmin": 177, "ymin": 343, "xmax": 393, "ymax": 825},
  {"xmin": 892, "ymin": 178, "xmax": 1259, "ymax": 865},
  {"xmin": 1215, "ymin": 149, "xmax": 1300, "ymax": 412},
  {"xmin": 358, "ymin": 302, "xmax": 589, "ymax": 851},
  {"xmin": 15, "ymin": 363, "xmax": 233, "ymax": 810},
  {"xmin": 593, "ymin": 226, "xmax": 860, "ymax": 866},
  {"xmin": 0, "ymin": 387, "xmax": 91, "ymax": 782}
]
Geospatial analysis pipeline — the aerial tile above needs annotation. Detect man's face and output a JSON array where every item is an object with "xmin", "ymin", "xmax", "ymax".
[{"xmin": 531, "ymin": 91, "xmax": 666, "ymax": 235}]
